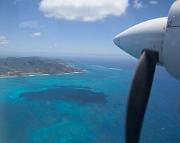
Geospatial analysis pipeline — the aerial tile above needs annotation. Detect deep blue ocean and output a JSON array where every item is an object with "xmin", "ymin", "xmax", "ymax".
[{"xmin": 0, "ymin": 57, "xmax": 180, "ymax": 143}]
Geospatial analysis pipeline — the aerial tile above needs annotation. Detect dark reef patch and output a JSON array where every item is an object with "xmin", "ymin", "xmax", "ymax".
[{"xmin": 20, "ymin": 86, "xmax": 107, "ymax": 105}]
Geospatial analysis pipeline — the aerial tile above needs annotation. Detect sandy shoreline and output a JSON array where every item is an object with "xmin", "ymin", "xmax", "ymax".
[{"xmin": 0, "ymin": 71, "xmax": 84, "ymax": 79}]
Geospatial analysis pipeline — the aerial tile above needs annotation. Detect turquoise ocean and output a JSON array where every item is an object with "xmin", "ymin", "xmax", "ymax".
[{"xmin": 0, "ymin": 58, "xmax": 180, "ymax": 143}]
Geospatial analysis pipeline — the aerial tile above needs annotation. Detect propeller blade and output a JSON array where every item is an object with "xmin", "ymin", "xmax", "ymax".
[{"xmin": 126, "ymin": 50, "xmax": 158, "ymax": 143}]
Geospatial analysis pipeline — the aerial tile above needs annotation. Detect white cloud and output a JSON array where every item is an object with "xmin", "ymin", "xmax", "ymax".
[
  {"xmin": 39, "ymin": 0, "xmax": 129, "ymax": 22},
  {"xmin": 149, "ymin": 0, "xmax": 158, "ymax": 5},
  {"xmin": 0, "ymin": 36, "xmax": 9, "ymax": 45},
  {"xmin": 133, "ymin": 0, "xmax": 145, "ymax": 9},
  {"xmin": 32, "ymin": 32, "xmax": 41, "ymax": 37},
  {"xmin": 19, "ymin": 21, "xmax": 38, "ymax": 28}
]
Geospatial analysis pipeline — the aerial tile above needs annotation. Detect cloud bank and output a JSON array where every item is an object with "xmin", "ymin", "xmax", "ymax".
[
  {"xmin": 32, "ymin": 32, "xmax": 41, "ymax": 37},
  {"xmin": 0, "ymin": 36, "xmax": 9, "ymax": 46},
  {"xmin": 149, "ymin": 0, "xmax": 158, "ymax": 5},
  {"xmin": 133, "ymin": 0, "xmax": 144, "ymax": 9},
  {"xmin": 39, "ymin": 0, "xmax": 129, "ymax": 22},
  {"xmin": 19, "ymin": 21, "xmax": 38, "ymax": 28}
]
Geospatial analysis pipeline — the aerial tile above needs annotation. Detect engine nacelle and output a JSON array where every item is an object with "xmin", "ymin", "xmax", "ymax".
[
  {"xmin": 163, "ymin": 0, "xmax": 180, "ymax": 80},
  {"xmin": 114, "ymin": 0, "xmax": 180, "ymax": 81},
  {"xmin": 114, "ymin": 17, "xmax": 167, "ymax": 59}
]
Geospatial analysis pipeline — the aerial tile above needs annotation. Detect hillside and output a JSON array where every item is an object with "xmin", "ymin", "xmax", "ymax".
[{"xmin": 0, "ymin": 57, "xmax": 80, "ymax": 76}]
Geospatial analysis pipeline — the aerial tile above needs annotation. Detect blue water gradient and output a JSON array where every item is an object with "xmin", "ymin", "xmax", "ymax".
[{"xmin": 0, "ymin": 58, "xmax": 180, "ymax": 143}]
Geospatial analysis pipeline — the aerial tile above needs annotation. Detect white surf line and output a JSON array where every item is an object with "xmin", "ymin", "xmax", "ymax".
[
  {"xmin": 0, "ymin": 69, "xmax": 87, "ymax": 79},
  {"xmin": 90, "ymin": 64, "xmax": 123, "ymax": 71},
  {"xmin": 108, "ymin": 67, "xmax": 123, "ymax": 71},
  {"xmin": 0, "ymin": 75, "xmax": 17, "ymax": 79},
  {"xmin": 61, "ymin": 71, "xmax": 84, "ymax": 75},
  {"xmin": 0, "ymin": 73, "xmax": 51, "ymax": 79}
]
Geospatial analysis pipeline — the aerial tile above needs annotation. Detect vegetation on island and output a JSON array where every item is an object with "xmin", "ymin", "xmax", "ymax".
[{"xmin": 0, "ymin": 57, "xmax": 81, "ymax": 76}]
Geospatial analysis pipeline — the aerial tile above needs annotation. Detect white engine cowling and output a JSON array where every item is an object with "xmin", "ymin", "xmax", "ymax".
[
  {"xmin": 163, "ymin": 0, "xmax": 180, "ymax": 80},
  {"xmin": 113, "ymin": 18, "xmax": 167, "ymax": 59},
  {"xmin": 113, "ymin": 0, "xmax": 180, "ymax": 81}
]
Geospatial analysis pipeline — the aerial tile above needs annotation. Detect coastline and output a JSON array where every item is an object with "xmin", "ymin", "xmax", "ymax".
[
  {"xmin": 0, "ymin": 57, "xmax": 83, "ymax": 79},
  {"xmin": 0, "ymin": 71, "xmax": 85, "ymax": 79},
  {"xmin": 90, "ymin": 64, "xmax": 123, "ymax": 71}
]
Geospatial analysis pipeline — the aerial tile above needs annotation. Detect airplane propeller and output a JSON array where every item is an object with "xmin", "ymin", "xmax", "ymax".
[
  {"xmin": 114, "ymin": 0, "xmax": 180, "ymax": 142},
  {"xmin": 126, "ymin": 50, "xmax": 158, "ymax": 143}
]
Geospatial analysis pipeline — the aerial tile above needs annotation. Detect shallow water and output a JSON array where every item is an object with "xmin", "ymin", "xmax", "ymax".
[{"xmin": 0, "ymin": 59, "xmax": 180, "ymax": 143}]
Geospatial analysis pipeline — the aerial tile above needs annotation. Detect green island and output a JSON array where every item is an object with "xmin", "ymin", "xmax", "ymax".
[{"xmin": 0, "ymin": 57, "xmax": 81, "ymax": 77}]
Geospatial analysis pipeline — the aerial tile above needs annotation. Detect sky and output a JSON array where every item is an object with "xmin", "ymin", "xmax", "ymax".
[{"xmin": 0, "ymin": 0, "xmax": 174, "ymax": 59}]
